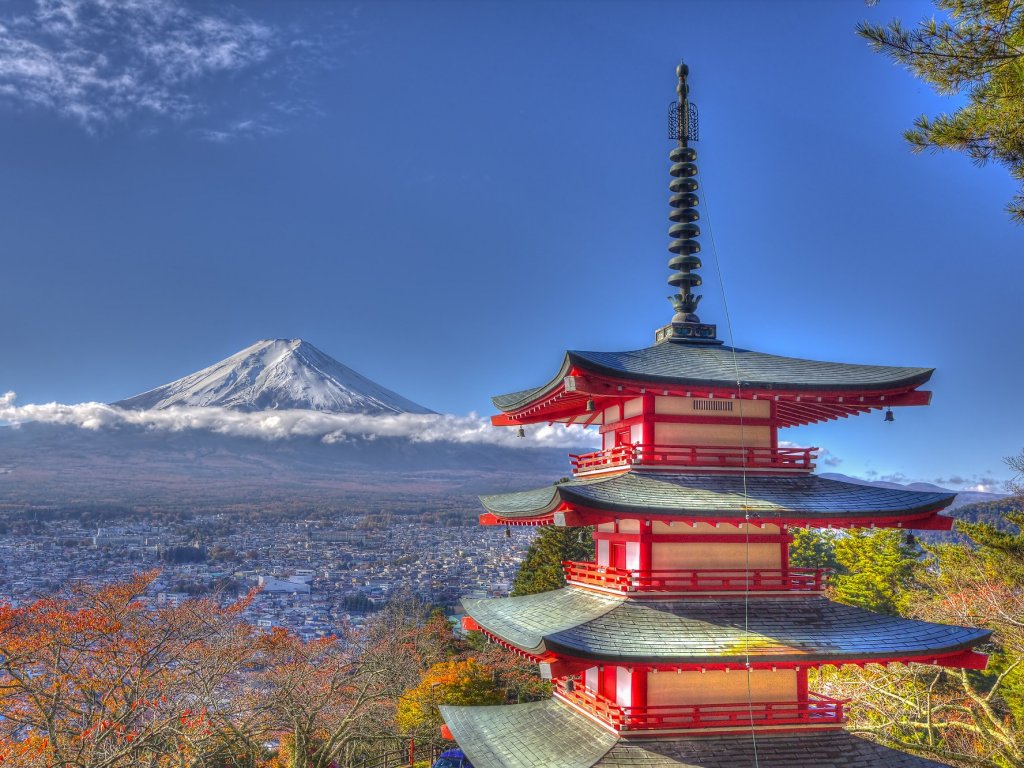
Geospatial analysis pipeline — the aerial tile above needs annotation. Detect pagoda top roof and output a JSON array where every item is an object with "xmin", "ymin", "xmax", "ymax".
[
  {"xmin": 441, "ymin": 698, "xmax": 952, "ymax": 767},
  {"xmin": 462, "ymin": 588, "xmax": 988, "ymax": 666},
  {"xmin": 493, "ymin": 343, "xmax": 934, "ymax": 414},
  {"xmin": 480, "ymin": 472, "xmax": 955, "ymax": 529}
]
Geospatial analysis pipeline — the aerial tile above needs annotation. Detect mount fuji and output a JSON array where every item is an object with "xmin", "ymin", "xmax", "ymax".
[
  {"xmin": 0, "ymin": 340, "xmax": 573, "ymax": 508},
  {"xmin": 114, "ymin": 339, "xmax": 434, "ymax": 415}
]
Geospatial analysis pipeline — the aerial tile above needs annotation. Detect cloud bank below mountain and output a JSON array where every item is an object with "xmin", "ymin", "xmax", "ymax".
[{"xmin": 0, "ymin": 392, "xmax": 597, "ymax": 448}]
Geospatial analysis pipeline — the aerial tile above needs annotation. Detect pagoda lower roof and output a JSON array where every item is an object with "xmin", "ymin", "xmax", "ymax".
[
  {"xmin": 493, "ymin": 344, "xmax": 933, "ymax": 413},
  {"xmin": 480, "ymin": 472, "xmax": 955, "ymax": 527},
  {"xmin": 441, "ymin": 699, "xmax": 952, "ymax": 767},
  {"xmin": 462, "ymin": 587, "xmax": 989, "ymax": 665}
]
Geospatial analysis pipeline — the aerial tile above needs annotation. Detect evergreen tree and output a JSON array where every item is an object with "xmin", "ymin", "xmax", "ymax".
[
  {"xmin": 830, "ymin": 528, "xmax": 920, "ymax": 615},
  {"xmin": 788, "ymin": 528, "xmax": 843, "ymax": 572},
  {"xmin": 511, "ymin": 526, "xmax": 594, "ymax": 596},
  {"xmin": 858, "ymin": 0, "xmax": 1024, "ymax": 221}
]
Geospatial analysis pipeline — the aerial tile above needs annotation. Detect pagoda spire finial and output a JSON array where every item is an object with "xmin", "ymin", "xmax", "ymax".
[{"xmin": 656, "ymin": 60, "xmax": 721, "ymax": 345}]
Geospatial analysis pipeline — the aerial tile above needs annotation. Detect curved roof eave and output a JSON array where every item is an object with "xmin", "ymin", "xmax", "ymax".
[
  {"xmin": 491, "ymin": 344, "xmax": 935, "ymax": 414},
  {"xmin": 480, "ymin": 473, "xmax": 956, "ymax": 522},
  {"xmin": 463, "ymin": 589, "xmax": 991, "ymax": 665}
]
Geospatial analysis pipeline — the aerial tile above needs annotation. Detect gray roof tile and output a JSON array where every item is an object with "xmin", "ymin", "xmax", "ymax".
[
  {"xmin": 493, "ymin": 345, "xmax": 932, "ymax": 411},
  {"xmin": 442, "ymin": 699, "xmax": 952, "ymax": 767},
  {"xmin": 480, "ymin": 472, "xmax": 954, "ymax": 522},
  {"xmin": 463, "ymin": 588, "xmax": 989, "ymax": 663}
]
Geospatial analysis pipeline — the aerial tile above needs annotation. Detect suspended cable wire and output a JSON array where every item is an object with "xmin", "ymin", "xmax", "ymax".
[{"xmin": 697, "ymin": 163, "xmax": 760, "ymax": 768}]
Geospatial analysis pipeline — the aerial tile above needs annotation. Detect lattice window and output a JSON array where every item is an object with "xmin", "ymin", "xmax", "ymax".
[{"xmin": 692, "ymin": 399, "xmax": 733, "ymax": 412}]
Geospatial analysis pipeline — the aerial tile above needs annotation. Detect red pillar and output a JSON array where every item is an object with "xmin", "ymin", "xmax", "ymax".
[
  {"xmin": 631, "ymin": 667, "xmax": 648, "ymax": 720},
  {"xmin": 796, "ymin": 667, "xmax": 808, "ymax": 701},
  {"xmin": 639, "ymin": 523, "xmax": 653, "ymax": 574},
  {"xmin": 641, "ymin": 394, "xmax": 655, "ymax": 448},
  {"xmin": 602, "ymin": 665, "xmax": 617, "ymax": 699}
]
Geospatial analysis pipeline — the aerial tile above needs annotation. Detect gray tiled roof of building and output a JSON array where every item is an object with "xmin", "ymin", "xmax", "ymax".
[
  {"xmin": 463, "ymin": 588, "xmax": 989, "ymax": 663},
  {"xmin": 441, "ymin": 700, "xmax": 616, "ymax": 768},
  {"xmin": 492, "ymin": 344, "xmax": 933, "ymax": 411},
  {"xmin": 479, "ymin": 472, "xmax": 955, "ymax": 521},
  {"xmin": 441, "ymin": 699, "xmax": 952, "ymax": 767}
]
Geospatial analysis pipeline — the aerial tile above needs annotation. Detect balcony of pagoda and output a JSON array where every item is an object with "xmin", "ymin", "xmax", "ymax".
[
  {"xmin": 562, "ymin": 561, "xmax": 829, "ymax": 596},
  {"xmin": 569, "ymin": 443, "xmax": 817, "ymax": 477},
  {"xmin": 553, "ymin": 679, "xmax": 846, "ymax": 735}
]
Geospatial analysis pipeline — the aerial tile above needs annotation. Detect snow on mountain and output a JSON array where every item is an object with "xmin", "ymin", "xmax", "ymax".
[{"xmin": 114, "ymin": 339, "xmax": 435, "ymax": 415}]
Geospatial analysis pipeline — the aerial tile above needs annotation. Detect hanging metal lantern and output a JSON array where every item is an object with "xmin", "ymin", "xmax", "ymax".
[
  {"xmin": 517, "ymin": 426, "xmax": 526, "ymax": 438},
  {"xmin": 884, "ymin": 408, "xmax": 895, "ymax": 423}
]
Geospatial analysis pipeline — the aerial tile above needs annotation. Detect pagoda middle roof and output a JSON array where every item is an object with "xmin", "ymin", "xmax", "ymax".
[
  {"xmin": 463, "ymin": 587, "xmax": 989, "ymax": 665},
  {"xmin": 480, "ymin": 472, "xmax": 955, "ymax": 525},
  {"xmin": 493, "ymin": 343, "xmax": 934, "ymax": 412},
  {"xmin": 441, "ymin": 698, "xmax": 952, "ymax": 767}
]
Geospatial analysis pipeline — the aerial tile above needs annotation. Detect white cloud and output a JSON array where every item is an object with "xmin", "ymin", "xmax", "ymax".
[
  {"xmin": 778, "ymin": 440, "xmax": 842, "ymax": 468},
  {"xmin": 0, "ymin": 0, "xmax": 323, "ymax": 134},
  {"xmin": 0, "ymin": 391, "xmax": 598, "ymax": 449}
]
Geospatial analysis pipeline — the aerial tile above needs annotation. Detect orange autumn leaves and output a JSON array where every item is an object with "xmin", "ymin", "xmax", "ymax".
[
  {"xmin": 0, "ymin": 572, "xmax": 259, "ymax": 767},
  {"xmin": 0, "ymin": 573, "xmax": 424, "ymax": 768},
  {"xmin": 395, "ymin": 659, "xmax": 503, "ymax": 734}
]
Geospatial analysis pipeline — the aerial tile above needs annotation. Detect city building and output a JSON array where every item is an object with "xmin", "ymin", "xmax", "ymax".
[{"xmin": 440, "ymin": 62, "xmax": 989, "ymax": 768}]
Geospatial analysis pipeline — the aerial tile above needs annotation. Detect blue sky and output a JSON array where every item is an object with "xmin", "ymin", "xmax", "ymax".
[{"xmin": 1, "ymin": 0, "xmax": 1021, "ymax": 491}]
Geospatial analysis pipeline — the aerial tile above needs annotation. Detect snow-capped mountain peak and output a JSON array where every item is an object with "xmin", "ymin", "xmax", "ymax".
[{"xmin": 114, "ymin": 339, "xmax": 435, "ymax": 415}]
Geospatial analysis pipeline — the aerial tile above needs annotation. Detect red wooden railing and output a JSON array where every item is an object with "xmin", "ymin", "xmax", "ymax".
[
  {"xmin": 569, "ymin": 444, "xmax": 817, "ymax": 475},
  {"xmin": 554, "ymin": 679, "xmax": 846, "ymax": 731},
  {"xmin": 562, "ymin": 561, "xmax": 829, "ymax": 593}
]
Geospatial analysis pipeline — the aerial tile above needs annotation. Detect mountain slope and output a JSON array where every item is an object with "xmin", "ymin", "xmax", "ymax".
[
  {"xmin": 114, "ymin": 339, "xmax": 434, "ymax": 415},
  {"xmin": 0, "ymin": 422, "xmax": 572, "ymax": 509}
]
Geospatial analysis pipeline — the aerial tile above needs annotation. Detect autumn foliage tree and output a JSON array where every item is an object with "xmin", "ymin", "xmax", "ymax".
[
  {"xmin": 395, "ymin": 659, "xmax": 504, "ymax": 739},
  {"xmin": 0, "ymin": 576, "xmax": 475, "ymax": 768},
  {"xmin": 0, "ymin": 571, "xmax": 259, "ymax": 768}
]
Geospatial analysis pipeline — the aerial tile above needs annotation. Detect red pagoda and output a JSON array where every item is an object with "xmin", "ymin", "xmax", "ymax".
[{"xmin": 440, "ymin": 62, "xmax": 989, "ymax": 768}]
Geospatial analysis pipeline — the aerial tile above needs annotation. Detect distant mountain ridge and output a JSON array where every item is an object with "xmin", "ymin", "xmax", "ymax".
[
  {"xmin": 818, "ymin": 472, "xmax": 1007, "ymax": 509},
  {"xmin": 114, "ymin": 339, "xmax": 434, "ymax": 415}
]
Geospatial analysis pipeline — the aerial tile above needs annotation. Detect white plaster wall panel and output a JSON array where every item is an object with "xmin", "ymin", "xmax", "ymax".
[
  {"xmin": 651, "ymin": 542, "xmax": 781, "ymax": 570},
  {"xmin": 626, "ymin": 541, "xmax": 641, "ymax": 570},
  {"xmin": 646, "ymin": 670, "xmax": 797, "ymax": 706},
  {"xmin": 653, "ymin": 422, "xmax": 771, "ymax": 448},
  {"xmin": 616, "ymin": 666, "xmax": 632, "ymax": 706},
  {"xmin": 597, "ymin": 539, "xmax": 610, "ymax": 566},
  {"xmin": 651, "ymin": 521, "xmax": 780, "ymax": 535},
  {"xmin": 585, "ymin": 666, "xmax": 599, "ymax": 692}
]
